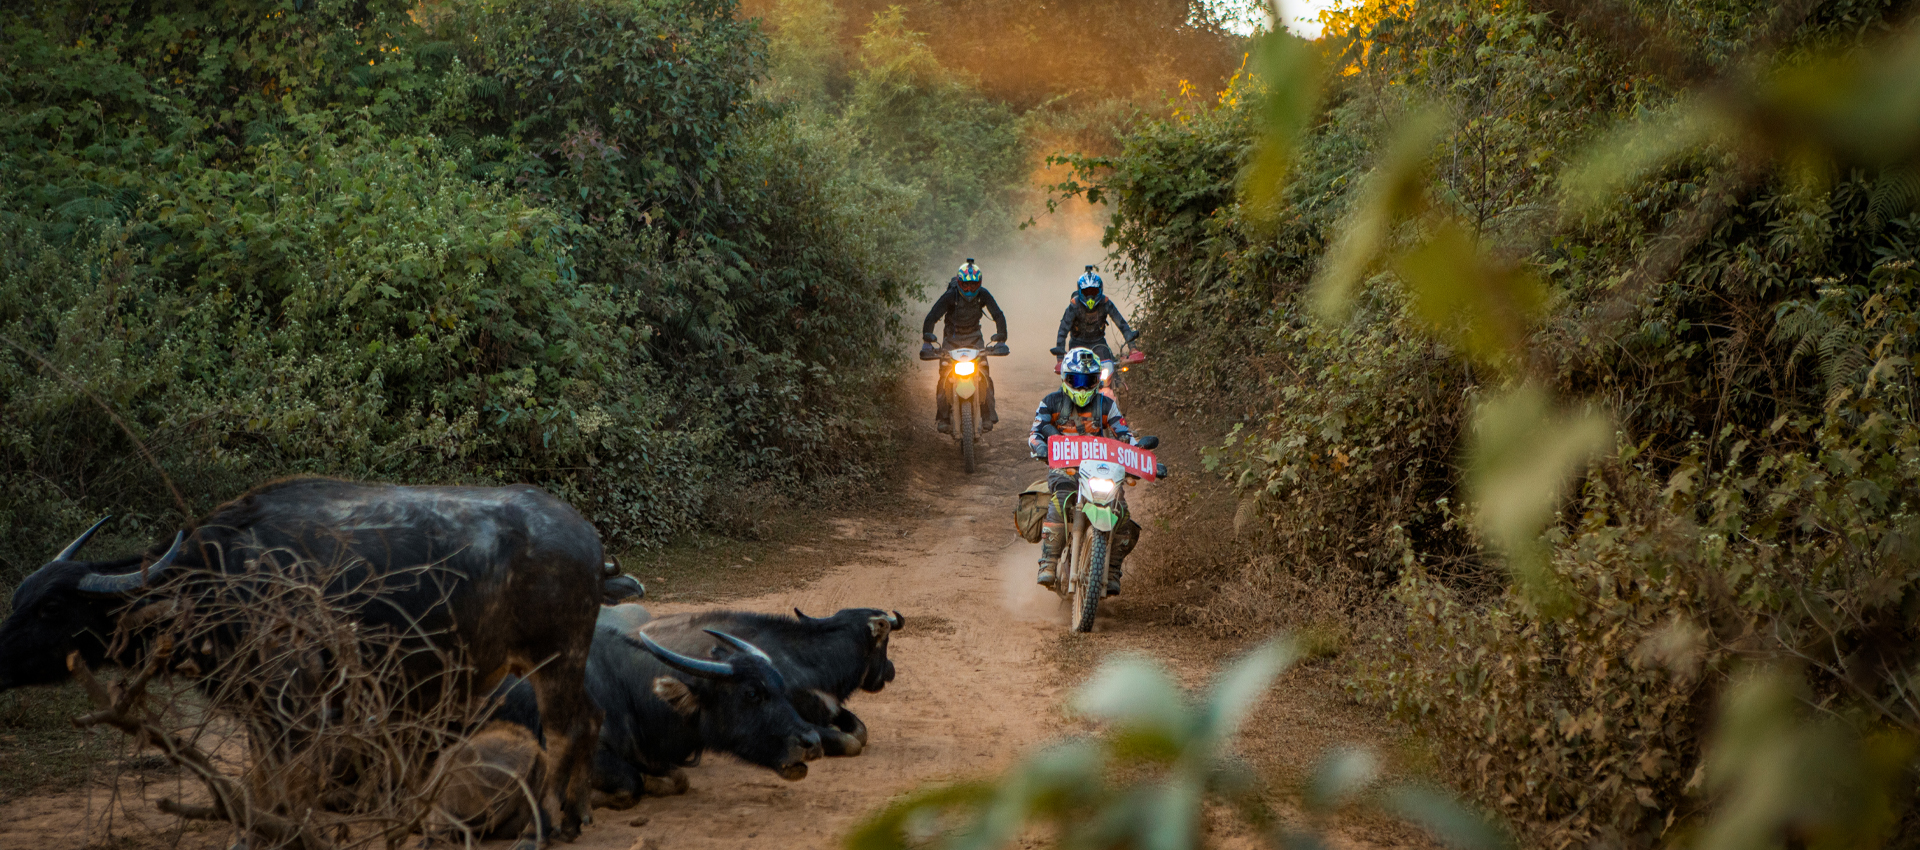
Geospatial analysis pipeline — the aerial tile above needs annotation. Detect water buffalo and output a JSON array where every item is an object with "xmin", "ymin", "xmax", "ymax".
[
  {"xmin": 427, "ymin": 720, "xmax": 548, "ymax": 843},
  {"xmin": 0, "ymin": 478, "xmax": 604, "ymax": 843},
  {"xmin": 641, "ymin": 607, "xmax": 903, "ymax": 756},
  {"xmin": 490, "ymin": 613, "xmax": 825, "ymax": 811}
]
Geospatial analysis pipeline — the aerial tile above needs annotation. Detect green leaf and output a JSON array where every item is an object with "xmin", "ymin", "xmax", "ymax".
[
  {"xmin": 1308, "ymin": 108, "xmax": 1449, "ymax": 320},
  {"xmin": 1381, "ymin": 786, "xmax": 1514, "ymax": 850},
  {"xmin": 1241, "ymin": 32, "xmax": 1325, "ymax": 222},
  {"xmin": 1074, "ymin": 654, "xmax": 1189, "ymax": 741},
  {"xmin": 1195, "ymin": 638, "xmax": 1297, "ymax": 743},
  {"xmin": 1466, "ymin": 384, "xmax": 1613, "ymax": 613}
]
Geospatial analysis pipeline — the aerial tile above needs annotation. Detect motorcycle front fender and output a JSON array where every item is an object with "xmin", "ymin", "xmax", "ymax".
[
  {"xmin": 1082, "ymin": 501, "xmax": 1119, "ymax": 532},
  {"xmin": 956, "ymin": 377, "xmax": 977, "ymax": 399}
]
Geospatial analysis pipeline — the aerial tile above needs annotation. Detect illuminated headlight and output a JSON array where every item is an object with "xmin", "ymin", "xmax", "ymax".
[
  {"xmin": 953, "ymin": 360, "xmax": 976, "ymax": 376},
  {"xmin": 1084, "ymin": 477, "xmax": 1119, "ymax": 503},
  {"xmin": 1100, "ymin": 367, "xmax": 1112, "ymax": 381}
]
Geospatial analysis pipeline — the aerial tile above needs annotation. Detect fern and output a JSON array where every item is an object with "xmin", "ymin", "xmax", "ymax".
[{"xmin": 1866, "ymin": 165, "xmax": 1920, "ymax": 233}]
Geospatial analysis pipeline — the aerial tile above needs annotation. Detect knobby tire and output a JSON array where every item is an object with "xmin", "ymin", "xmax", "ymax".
[
  {"xmin": 1071, "ymin": 528, "xmax": 1108, "ymax": 633},
  {"xmin": 959, "ymin": 396, "xmax": 976, "ymax": 473}
]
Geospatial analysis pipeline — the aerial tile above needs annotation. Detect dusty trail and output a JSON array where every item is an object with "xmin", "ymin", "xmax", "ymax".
[
  {"xmin": 0, "ymin": 232, "xmax": 1430, "ymax": 850},
  {"xmin": 570, "ymin": 243, "xmax": 1106, "ymax": 850}
]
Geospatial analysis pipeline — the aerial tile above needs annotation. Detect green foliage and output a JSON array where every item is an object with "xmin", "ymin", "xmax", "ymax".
[
  {"xmin": 849, "ymin": 639, "xmax": 1509, "ymax": 850},
  {"xmin": 0, "ymin": 0, "xmax": 922, "ymax": 584},
  {"xmin": 1059, "ymin": 0, "xmax": 1920, "ymax": 844}
]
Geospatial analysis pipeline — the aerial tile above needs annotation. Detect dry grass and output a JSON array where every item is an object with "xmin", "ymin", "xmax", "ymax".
[{"xmin": 52, "ymin": 548, "xmax": 536, "ymax": 850}]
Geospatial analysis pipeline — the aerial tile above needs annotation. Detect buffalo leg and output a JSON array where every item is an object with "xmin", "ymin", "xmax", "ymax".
[
  {"xmin": 832, "ymin": 708, "xmax": 869, "ymax": 747},
  {"xmin": 528, "ymin": 663, "xmax": 601, "ymax": 842}
]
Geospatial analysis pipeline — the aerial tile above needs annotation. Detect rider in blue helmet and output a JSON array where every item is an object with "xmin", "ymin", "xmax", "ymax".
[
  {"xmin": 1051, "ymin": 265, "xmax": 1138, "ymax": 361},
  {"xmin": 922, "ymin": 258, "xmax": 1007, "ymax": 433}
]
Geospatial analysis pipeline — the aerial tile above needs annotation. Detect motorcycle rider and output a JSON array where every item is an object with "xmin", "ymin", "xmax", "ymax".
[
  {"xmin": 923, "ymin": 259, "xmax": 1008, "ymax": 433},
  {"xmin": 1050, "ymin": 266, "xmax": 1139, "ymax": 362},
  {"xmin": 1027, "ymin": 348, "xmax": 1142, "ymax": 597}
]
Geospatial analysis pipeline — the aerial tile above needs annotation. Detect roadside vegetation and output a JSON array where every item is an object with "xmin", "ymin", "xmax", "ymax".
[{"xmin": 1046, "ymin": 0, "xmax": 1920, "ymax": 845}]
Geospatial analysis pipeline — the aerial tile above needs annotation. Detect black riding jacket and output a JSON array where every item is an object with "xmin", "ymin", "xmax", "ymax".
[
  {"xmin": 1027, "ymin": 390, "xmax": 1132, "ymax": 456},
  {"xmin": 923, "ymin": 279, "xmax": 1008, "ymax": 349},
  {"xmin": 1055, "ymin": 294, "xmax": 1134, "ymax": 349}
]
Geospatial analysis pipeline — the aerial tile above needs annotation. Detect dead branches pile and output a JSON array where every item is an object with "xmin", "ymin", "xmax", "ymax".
[{"xmin": 70, "ymin": 548, "xmax": 539, "ymax": 849}]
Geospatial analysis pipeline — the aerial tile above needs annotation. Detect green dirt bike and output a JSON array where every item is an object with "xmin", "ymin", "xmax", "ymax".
[{"xmin": 1034, "ymin": 434, "xmax": 1163, "ymax": 632}]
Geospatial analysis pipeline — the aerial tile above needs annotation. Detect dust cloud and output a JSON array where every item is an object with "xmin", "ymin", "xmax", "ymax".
[
  {"xmin": 903, "ymin": 192, "xmax": 1143, "ymax": 621},
  {"xmin": 908, "ymin": 193, "xmax": 1143, "ymax": 427}
]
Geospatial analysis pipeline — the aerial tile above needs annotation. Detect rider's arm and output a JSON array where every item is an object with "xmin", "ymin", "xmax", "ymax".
[
  {"xmin": 1055, "ymin": 304, "xmax": 1075, "ymax": 350},
  {"xmin": 922, "ymin": 289, "xmax": 956, "ymax": 337},
  {"xmin": 1028, "ymin": 396, "xmax": 1058, "ymax": 456},
  {"xmin": 983, "ymin": 291, "xmax": 1008, "ymax": 340},
  {"xmin": 1105, "ymin": 300, "xmax": 1138, "ymax": 341},
  {"xmin": 1103, "ymin": 397, "xmax": 1133, "ymax": 441}
]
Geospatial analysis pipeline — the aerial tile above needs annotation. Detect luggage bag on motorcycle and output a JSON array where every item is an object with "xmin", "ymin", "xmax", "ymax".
[{"xmin": 1013, "ymin": 479, "xmax": 1051, "ymax": 543}]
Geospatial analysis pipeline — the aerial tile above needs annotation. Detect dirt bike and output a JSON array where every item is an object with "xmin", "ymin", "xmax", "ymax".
[
  {"xmin": 1038, "ymin": 433, "xmax": 1162, "ymax": 632},
  {"xmin": 1053, "ymin": 341, "xmax": 1147, "ymax": 402},
  {"xmin": 924, "ymin": 340, "xmax": 1009, "ymax": 473}
]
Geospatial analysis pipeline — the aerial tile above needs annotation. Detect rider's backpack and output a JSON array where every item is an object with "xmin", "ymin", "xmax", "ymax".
[{"xmin": 1014, "ymin": 479, "xmax": 1050, "ymax": 543}]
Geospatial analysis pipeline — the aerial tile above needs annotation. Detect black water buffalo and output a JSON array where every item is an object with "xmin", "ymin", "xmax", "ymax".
[
  {"xmin": 640, "ymin": 607, "xmax": 903, "ymax": 756},
  {"xmin": 490, "ymin": 611, "xmax": 824, "ymax": 810},
  {"xmin": 0, "ymin": 478, "xmax": 604, "ymax": 842}
]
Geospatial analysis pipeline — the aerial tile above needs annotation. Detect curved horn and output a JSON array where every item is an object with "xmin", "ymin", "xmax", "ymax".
[
  {"xmin": 792, "ymin": 607, "xmax": 814, "ymax": 621},
  {"xmin": 887, "ymin": 611, "xmax": 905, "ymax": 630},
  {"xmin": 703, "ymin": 629, "xmax": 776, "ymax": 666},
  {"xmin": 55, "ymin": 516, "xmax": 113, "ymax": 562},
  {"xmin": 602, "ymin": 556, "xmax": 621, "ymax": 578},
  {"xmin": 77, "ymin": 531, "xmax": 184, "ymax": 596},
  {"xmin": 628, "ymin": 632, "xmax": 734, "ymax": 680}
]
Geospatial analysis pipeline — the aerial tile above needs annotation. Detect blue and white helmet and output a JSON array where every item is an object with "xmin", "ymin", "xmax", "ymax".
[
  {"xmin": 1076, "ymin": 266, "xmax": 1103, "ymax": 308},
  {"xmin": 957, "ymin": 259, "xmax": 982, "ymax": 284}
]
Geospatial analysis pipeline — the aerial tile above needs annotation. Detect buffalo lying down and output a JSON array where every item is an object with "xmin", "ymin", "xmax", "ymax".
[
  {"xmin": 641, "ymin": 607, "xmax": 903, "ymax": 756},
  {"xmin": 487, "ymin": 607, "xmax": 824, "ymax": 815},
  {"xmin": 0, "ymin": 478, "xmax": 605, "ymax": 843}
]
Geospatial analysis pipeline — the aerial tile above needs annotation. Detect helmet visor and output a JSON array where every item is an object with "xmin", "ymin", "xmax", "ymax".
[{"xmin": 1064, "ymin": 371, "xmax": 1101, "ymax": 390}]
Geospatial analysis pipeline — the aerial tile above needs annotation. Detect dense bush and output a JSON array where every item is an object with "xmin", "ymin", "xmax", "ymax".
[
  {"xmin": 0, "ymin": 0, "xmax": 923, "ymax": 583},
  {"xmin": 1062, "ymin": 0, "xmax": 1920, "ymax": 844}
]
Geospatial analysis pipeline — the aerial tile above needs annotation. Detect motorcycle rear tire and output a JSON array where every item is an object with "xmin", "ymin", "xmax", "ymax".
[
  {"xmin": 1070, "ymin": 529, "xmax": 1108, "ymax": 633},
  {"xmin": 960, "ymin": 397, "xmax": 977, "ymax": 474}
]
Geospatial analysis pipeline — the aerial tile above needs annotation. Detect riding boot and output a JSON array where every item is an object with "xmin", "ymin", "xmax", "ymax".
[
  {"xmin": 1105, "ymin": 560, "xmax": 1122, "ymax": 597},
  {"xmin": 1036, "ymin": 523, "xmax": 1064, "ymax": 587}
]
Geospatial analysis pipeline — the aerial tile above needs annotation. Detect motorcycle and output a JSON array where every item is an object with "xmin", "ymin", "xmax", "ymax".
[
  {"xmin": 923, "ymin": 340, "xmax": 1010, "ymax": 473},
  {"xmin": 1037, "ymin": 433, "xmax": 1162, "ymax": 632}
]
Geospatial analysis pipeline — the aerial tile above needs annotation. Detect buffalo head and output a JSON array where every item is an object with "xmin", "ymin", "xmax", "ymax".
[
  {"xmin": 792, "ymin": 606, "xmax": 901, "ymax": 692},
  {"xmin": 0, "ymin": 519, "xmax": 184, "ymax": 690},
  {"xmin": 631, "ymin": 630, "xmax": 823, "ymax": 780}
]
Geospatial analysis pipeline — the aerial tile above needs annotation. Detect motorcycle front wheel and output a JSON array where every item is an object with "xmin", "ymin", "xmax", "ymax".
[
  {"xmin": 959, "ymin": 395, "xmax": 976, "ymax": 473},
  {"xmin": 1069, "ymin": 528, "xmax": 1108, "ymax": 633}
]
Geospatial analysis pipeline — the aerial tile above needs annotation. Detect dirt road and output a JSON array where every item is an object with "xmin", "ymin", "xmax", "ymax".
[{"xmin": 0, "ymin": 236, "xmax": 1431, "ymax": 850}]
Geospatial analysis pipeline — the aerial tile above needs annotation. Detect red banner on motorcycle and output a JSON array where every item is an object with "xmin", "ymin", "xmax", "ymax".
[{"xmin": 1047, "ymin": 435, "xmax": 1157, "ymax": 480}]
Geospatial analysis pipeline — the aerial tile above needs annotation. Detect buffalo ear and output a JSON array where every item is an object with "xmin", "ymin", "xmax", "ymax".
[
  {"xmin": 652, "ymin": 676, "xmax": 700, "ymax": 716},
  {"xmin": 867, "ymin": 616, "xmax": 890, "ymax": 641}
]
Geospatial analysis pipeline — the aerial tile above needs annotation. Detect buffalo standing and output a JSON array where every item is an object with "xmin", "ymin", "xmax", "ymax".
[{"xmin": 0, "ymin": 478, "xmax": 605, "ymax": 842}]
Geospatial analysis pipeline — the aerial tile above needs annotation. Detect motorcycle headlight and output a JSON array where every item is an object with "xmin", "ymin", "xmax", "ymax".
[
  {"xmin": 1083, "ymin": 476, "xmax": 1119, "ymax": 504},
  {"xmin": 953, "ymin": 360, "xmax": 976, "ymax": 377},
  {"xmin": 1100, "ymin": 367, "xmax": 1112, "ymax": 381}
]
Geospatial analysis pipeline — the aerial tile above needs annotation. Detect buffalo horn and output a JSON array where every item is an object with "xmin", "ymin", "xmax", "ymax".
[
  {"xmin": 54, "ymin": 515, "xmax": 113, "ymax": 562},
  {"xmin": 792, "ymin": 607, "xmax": 814, "ymax": 621},
  {"xmin": 629, "ymin": 632, "xmax": 735, "ymax": 680},
  {"xmin": 77, "ymin": 531, "xmax": 185, "ymax": 595},
  {"xmin": 602, "ymin": 556, "xmax": 621, "ymax": 578},
  {"xmin": 887, "ymin": 610, "xmax": 905, "ymax": 630},
  {"xmin": 703, "ymin": 629, "xmax": 777, "ymax": 665}
]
